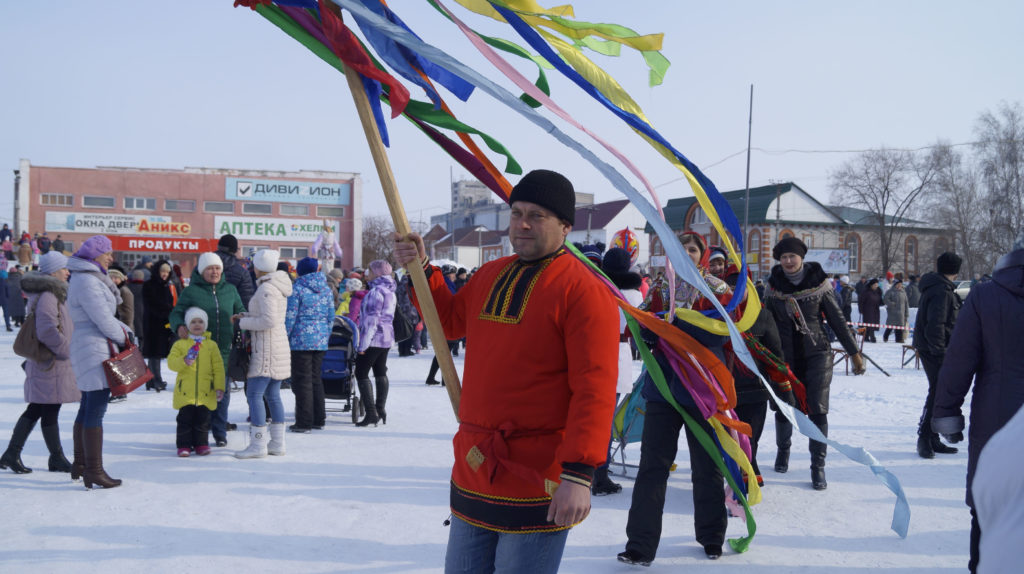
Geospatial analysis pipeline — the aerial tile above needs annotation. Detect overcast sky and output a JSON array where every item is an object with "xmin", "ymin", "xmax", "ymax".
[{"xmin": 2, "ymin": 1, "xmax": 1020, "ymax": 229}]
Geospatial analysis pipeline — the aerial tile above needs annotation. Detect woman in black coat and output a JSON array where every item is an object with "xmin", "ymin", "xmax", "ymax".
[
  {"xmin": 858, "ymin": 279, "xmax": 882, "ymax": 342},
  {"xmin": 141, "ymin": 260, "xmax": 175, "ymax": 391},
  {"xmin": 763, "ymin": 237, "xmax": 864, "ymax": 490}
]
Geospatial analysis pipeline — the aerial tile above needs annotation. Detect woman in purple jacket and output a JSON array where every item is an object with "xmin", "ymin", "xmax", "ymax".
[
  {"xmin": 353, "ymin": 260, "xmax": 396, "ymax": 427},
  {"xmin": 0, "ymin": 252, "xmax": 77, "ymax": 474}
]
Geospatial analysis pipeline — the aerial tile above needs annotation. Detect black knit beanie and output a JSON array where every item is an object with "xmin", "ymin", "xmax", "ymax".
[
  {"xmin": 508, "ymin": 169, "xmax": 576, "ymax": 225},
  {"xmin": 602, "ymin": 247, "xmax": 642, "ymax": 290},
  {"xmin": 218, "ymin": 234, "xmax": 239, "ymax": 253},
  {"xmin": 936, "ymin": 252, "xmax": 962, "ymax": 275},
  {"xmin": 772, "ymin": 236, "xmax": 808, "ymax": 261}
]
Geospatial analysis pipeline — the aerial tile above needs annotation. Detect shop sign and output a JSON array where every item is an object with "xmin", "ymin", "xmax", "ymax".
[
  {"xmin": 45, "ymin": 212, "xmax": 191, "ymax": 236},
  {"xmin": 214, "ymin": 216, "xmax": 337, "ymax": 243},
  {"xmin": 110, "ymin": 237, "xmax": 218, "ymax": 253},
  {"xmin": 225, "ymin": 177, "xmax": 351, "ymax": 205}
]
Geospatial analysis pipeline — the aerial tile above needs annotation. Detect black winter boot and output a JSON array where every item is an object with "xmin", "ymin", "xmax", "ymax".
[
  {"xmin": 355, "ymin": 378, "xmax": 379, "ymax": 427},
  {"xmin": 809, "ymin": 415, "xmax": 828, "ymax": 490},
  {"xmin": 0, "ymin": 416, "xmax": 37, "ymax": 474},
  {"xmin": 592, "ymin": 466, "xmax": 622, "ymax": 496},
  {"xmin": 917, "ymin": 433, "xmax": 935, "ymax": 458},
  {"xmin": 42, "ymin": 424, "xmax": 71, "ymax": 473},
  {"xmin": 374, "ymin": 376, "xmax": 389, "ymax": 425},
  {"xmin": 931, "ymin": 434, "xmax": 958, "ymax": 454},
  {"xmin": 774, "ymin": 414, "xmax": 792, "ymax": 473}
]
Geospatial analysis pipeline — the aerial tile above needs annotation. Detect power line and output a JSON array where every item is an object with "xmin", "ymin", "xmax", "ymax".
[{"xmin": 654, "ymin": 140, "xmax": 1009, "ymax": 189}]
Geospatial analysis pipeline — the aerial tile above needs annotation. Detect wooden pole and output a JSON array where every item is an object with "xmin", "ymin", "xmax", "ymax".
[{"xmin": 340, "ymin": 63, "xmax": 462, "ymax": 420}]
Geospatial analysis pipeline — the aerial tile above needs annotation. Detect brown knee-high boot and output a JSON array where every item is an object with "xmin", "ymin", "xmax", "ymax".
[
  {"xmin": 83, "ymin": 427, "xmax": 121, "ymax": 489},
  {"xmin": 71, "ymin": 423, "xmax": 85, "ymax": 480}
]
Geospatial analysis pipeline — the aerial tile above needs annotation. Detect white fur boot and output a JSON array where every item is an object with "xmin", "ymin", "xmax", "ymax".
[
  {"xmin": 267, "ymin": 423, "xmax": 286, "ymax": 456},
  {"xmin": 234, "ymin": 426, "xmax": 268, "ymax": 459}
]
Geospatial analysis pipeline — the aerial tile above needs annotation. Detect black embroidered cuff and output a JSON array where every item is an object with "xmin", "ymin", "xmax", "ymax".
[{"xmin": 560, "ymin": 462, "xmax": 595, "ymax": 489}]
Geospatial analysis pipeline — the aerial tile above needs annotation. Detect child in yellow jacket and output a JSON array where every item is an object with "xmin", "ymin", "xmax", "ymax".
[{"xmin": 167, "ymin": 307, "xmax": 225, "ymax": 457}]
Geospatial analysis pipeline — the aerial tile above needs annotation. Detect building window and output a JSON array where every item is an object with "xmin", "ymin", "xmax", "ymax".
[
  {"xmin": 242, "ymin": 203, "xmax": 273, "ymax": 215},
  {"xmin": 279, "ymin": 247, "xmax": 309, "ymax": 259},
  {"xmin": 204, "ymin": 201, "xmax": 234, "ymax": 213},
  {"xmin": 905, "ymin": 236, "xmax": 919, "ymax": 275},
  {"xmin": 685, "ymin": 204, "xmax": 709, "ymax": 228},
  {"xmin": 280, "ymin": 204, "xmax": 309, "ymax": 216},
  {"xmin": 317, "ymin": 206, "xmax": 345, "ymax": 217},
  {"xmin": 845, "ymin": 232, "xmax": 861, "ymax": 274},
  {"xmin": 778, "ymin": 228, "xmax": 795, "ymax": 241},
  {"xmin": 801, "ymin": 233, "xmax": 814, "ymax": 248},
  {"xmin": 747, "ymin": 229, "xmax": 761, "ymax": 260},
  {"xmin": 41, "ymin": 194, "xmax": 73, "ymax": 207},
  {"xmin": 164, "ymin": 199, "xmax": 196, "ymax": 212},
  {"xmin": 651, "ymin": 235, "xmax": 664, "ymax": 257},
  {"xmin": 82, "ymin": 195, "xmax": 115, "ymax": 208},
  {"xmin": 124, "ymin": 197, "xmax": 156, "ymax": 210}
]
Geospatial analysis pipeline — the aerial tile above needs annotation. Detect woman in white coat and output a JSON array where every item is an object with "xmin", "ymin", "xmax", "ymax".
[
  {"xmin": 233, "ymin": 250, "xmax": 292, "ymax": 459},
  {"xmin": 67, "ymin": 236, "xmax": 132, "ymax": 489}
]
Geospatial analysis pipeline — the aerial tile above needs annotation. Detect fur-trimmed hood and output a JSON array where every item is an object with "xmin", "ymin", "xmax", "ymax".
[{"xmin": 20, "ymin": 271, "xmax": 68, "ymax": 303}]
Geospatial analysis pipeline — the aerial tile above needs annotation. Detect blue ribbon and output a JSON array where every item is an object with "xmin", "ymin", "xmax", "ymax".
[{"xmin": 486, "ymin": 2, "xmax": 747, "ymax": 318}]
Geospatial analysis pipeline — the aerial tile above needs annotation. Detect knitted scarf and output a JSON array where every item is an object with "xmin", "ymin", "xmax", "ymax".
[{"xmin": 764, "ymin": 278, "xmax": 834, "ymax": 344}]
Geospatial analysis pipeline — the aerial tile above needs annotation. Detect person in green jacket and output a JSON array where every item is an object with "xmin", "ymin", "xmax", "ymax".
[
  {"xmin": 169, "ymin": 253, "xmax": 244, "ymax": 447},
  {"xmin": 167, "ymin": 307, "xmax": 225, "ymax": 457}
]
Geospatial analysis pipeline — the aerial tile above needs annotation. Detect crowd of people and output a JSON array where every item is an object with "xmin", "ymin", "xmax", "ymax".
[{"xmin": 0, "ymin": 170, "xmax": 1020, "ymax": 573}]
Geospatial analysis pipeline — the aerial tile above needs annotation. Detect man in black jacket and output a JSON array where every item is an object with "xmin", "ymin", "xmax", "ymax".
[
  {"xmin": 215, "ymin": 234, "xmax": 256, "ymax": 309},
  {"xmin": 912, "ymin": 252, "xmax": 962, "ymax": 459}
]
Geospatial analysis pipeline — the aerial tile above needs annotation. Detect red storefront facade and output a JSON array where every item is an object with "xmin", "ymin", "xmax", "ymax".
[{"xmin": 14, "ymin": 161, "xmax": 362, "ymax": 276}]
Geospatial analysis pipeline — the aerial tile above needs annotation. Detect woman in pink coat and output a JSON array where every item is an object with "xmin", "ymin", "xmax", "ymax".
[{"xmin": 0, "ymin": 252, "xmax": 77, "ymax": 474}]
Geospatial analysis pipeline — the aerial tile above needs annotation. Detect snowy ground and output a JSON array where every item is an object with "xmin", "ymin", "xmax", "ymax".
[{"xmin": 2, "ymin": 323, "xmax": 972, "ymax": 572}]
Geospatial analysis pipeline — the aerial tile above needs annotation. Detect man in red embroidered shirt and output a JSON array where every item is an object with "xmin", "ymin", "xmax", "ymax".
[{"xmin": 394, "ymin": 169, "xmax": 619, "ymax": 573}]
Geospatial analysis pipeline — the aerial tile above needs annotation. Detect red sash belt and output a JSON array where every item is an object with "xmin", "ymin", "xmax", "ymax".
[{"xmin": 459, "ymin": 421, "xmax": 558, "ymax": 488}]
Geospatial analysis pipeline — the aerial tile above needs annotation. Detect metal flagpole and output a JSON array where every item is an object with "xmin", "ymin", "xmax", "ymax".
[{"xmin": 743, "ymin": 84, "xmax": 753, "ymax": 268}]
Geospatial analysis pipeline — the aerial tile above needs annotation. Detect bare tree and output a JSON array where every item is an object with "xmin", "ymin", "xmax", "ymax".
[
  {"xmin": 924, "ymin": 142, "xmax": 990, "ymax": 275},
  {"xmin": 362, "ymin": 214, "xmax": 396, "ymax": 264},
  {"xmin": 829, "ymin": 147, "xmax": 939, "ymax": 273},
  {"xmin": 974, "ymin": 101, "xmax": 1024, "ymax": 255}
]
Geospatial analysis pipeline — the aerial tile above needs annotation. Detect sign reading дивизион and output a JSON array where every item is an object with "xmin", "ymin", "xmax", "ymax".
[
  {"xmin": 225, "ymin": 177, "xmax": 351, "ymax": 205},
  {"xmin": 214, "ymin": 216, "xmax": 338, "ymax": 243}
]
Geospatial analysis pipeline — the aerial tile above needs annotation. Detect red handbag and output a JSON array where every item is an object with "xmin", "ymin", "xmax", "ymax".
[{"xmin": 104, "ymin": 329, "xmax": 153, "ymax": 396}]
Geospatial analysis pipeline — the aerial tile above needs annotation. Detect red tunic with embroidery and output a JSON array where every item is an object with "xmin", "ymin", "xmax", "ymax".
[{"xmin": 412, "ymin": 248, "xmax": 619, "ymax": 533}]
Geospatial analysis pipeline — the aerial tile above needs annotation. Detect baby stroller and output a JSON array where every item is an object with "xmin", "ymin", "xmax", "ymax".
[{"xmin": 322, "ymin": 315, "xmax": 362, "ymax": 424}]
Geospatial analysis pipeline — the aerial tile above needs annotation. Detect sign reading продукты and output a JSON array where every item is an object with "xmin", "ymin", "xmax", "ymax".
[{"xmin": 225, "ymin": 177, "xmax": 351, "ymax": 205}]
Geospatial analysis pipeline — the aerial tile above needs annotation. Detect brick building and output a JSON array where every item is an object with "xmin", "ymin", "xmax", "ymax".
[{"xmin": 13, "ymin": 160, "xmax": 361, "ymax": 275}]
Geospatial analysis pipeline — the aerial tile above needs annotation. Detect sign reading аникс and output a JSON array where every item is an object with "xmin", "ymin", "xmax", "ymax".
[
  {"xmin": 225, "ymin": 177, "xmax": 351, "ymax": 205},
  {"xmin": 214, "ymin": 216, "xmax": 338, "ymax": 243}
]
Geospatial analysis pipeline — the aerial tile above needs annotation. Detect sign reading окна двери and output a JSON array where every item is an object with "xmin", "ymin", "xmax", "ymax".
[{"xmin": 225, "ymin": 177, "xmax": 351, "ymax": 205}]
